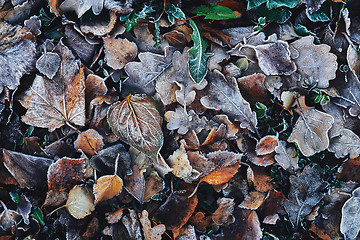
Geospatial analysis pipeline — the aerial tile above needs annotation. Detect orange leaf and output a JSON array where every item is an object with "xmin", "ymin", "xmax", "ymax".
[{"xmin": 93, "ymin": 175, "xmax": 123, "ymax": 205}]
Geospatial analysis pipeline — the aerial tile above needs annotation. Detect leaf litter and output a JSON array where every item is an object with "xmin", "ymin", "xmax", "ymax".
[{"xmin": 1, "ymin": 0, "xmax": 360, "ymax": 239}]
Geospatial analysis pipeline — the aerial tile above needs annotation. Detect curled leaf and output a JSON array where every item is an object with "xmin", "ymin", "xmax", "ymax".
[
  {"xmin": 66, "ymin": 185, "xmax": 95, "ymax": 219},
  {"xmin": 93, "ymin": 174, "xmax": 123, "ymax": 205}
]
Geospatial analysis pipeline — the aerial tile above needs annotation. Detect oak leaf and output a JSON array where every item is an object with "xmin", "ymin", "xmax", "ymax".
[
  {"xmin": 340, "ymin": 186, "xmax": 360, "ymax": 240},
  {"xmin": 107, "ymin": 94, "xmax": 163, "ymax": 160},
  {"xmin": 288, "ymin": 97, "xmax": 334, "ymax": 157},
  {"xmin": 103, "ymin": 37, "xmax": 137, "ymax": 70},
  {"xmin": 274, "ymin": 140, "xmax": 299, "ymax": 174},
  {"xmin": 93, "ymin": 174, "xmax": 123, "ymax": 205},
  {"xmin": 328, "ymin": 128, "xmax": 360, "ymax": 159},
  {"xmin": 166, "ymin": 106, "xmax": 207, "ymax": 135},
  {"xmin": 66, "ymin": 185, "xmax": 95, "ymax": 219},
  {"xmin": 139, "ymin": 210, "xmax": 166, "ymax": 240}
]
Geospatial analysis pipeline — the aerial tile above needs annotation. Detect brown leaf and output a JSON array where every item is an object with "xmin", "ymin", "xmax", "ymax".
[
  {"xmin": 36, "ymin": 52, "xmax": 61, "ymax": 79},
  {"xmin": 144, "ymin": 170, "xmax": 164, "ymax": 202},
  {"xmin": 163, "ymin": 30, "xmax": 188, "ymax": 48},
  {"xmin": 288, "ymin": 97, "xmax": 334, "ymax": 157},
  {"xmin": 237, "ymin": 73, "xmax": 269, "ymax": 105},
  {"xmin": 0, "ymin": 21, "xmax": 36, "ymax": 91},
  {"xmin": 66, "ymin": 184, "xmax": 95, "ymax": 219},
  {"xmin": 81, "ymin": 217, "xmax": 99, "ymax": 239},
  {"xmin": 93, "ymin": 174, "xmax": 123, "ymax": 205},
  {"xmin": 2, "ymin": 149, "xmax": 53, "ymax": 189},
  {"xmin": 189, "ymin": 212, "xmax": 211, "ymax": 232},
  {"xmin": 156, "ymin": 190, "xmax": 198, "ymax": 236},
  {"xmin": 107, "ymin": 94, "xmax": 163, "ymax": 160},
  {"xmin": 80, "ymin": 11, "xmax": 117, "ymax": 36},
  {"xmin": 177, "ymin": 225, "xmax": 197, "ymax": 240},
  {"xmin": 139, "ymin": 210, "xmax": 166, "ymax": 240},
  {"xmin": 238, "ymin": 191, "xmax": 266, "ymax": 210},
  {"xmin": 45, "ymin": 157, "xmax": 93, "ymax": 206},
  {"xmin": 337, "ymin": 157, "xmax": 360, "ymax": 183},
  {"xmin": 0, "ymin": 201, "xmax": 21, "ymax": 231},
  {"xmin": 255, "ymin": 135, "xmax": 278, "ymax": 156},
  {"xmin": 166, "ymin": 106, "xmax": 207, "ymax": 135},
  {"xmin": 247, "ymin": 166, "xmax": 274, "ymax": 193},
  {"xmin": 124, "ymin": 165, "xmax": 145, "ymax": 203},
  {"xmin": 103, "ymin": 37, "xmax": 137, "ymax": 70},
  {"xmin": 212, "ymin": 198, "xmax": 235, "ymax": 226},
  {"xmin": 274, "ymin": 140, "xmax": 299, "ymax": 174},
  {"xmin": 257, "ymin": 190, "xmax": 285, "ymax": 225},
  {"xmin": 290, "ymin": 36, "xmax": 337, "ymax": 88},
  {"xmin": 105, "ymin": 208, "xmax": 124, "ymax": 224},
  {"xmin": 347, "ymin": 44, "xmax": 360, "ymax": 76},
  {"xmin": 75, "ymin": 129, "xmax": 104, "ymax": 156}
]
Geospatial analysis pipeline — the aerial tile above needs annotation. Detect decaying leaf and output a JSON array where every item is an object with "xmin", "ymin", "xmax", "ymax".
[
  {"xmin": 288, "ymin": 97, "xmax": 334, "ymax": 157},
  {"xmin": 328, "ymin": 128, "xmax": 360, "ymax": 159},
  {"xmin": 36, "ymin": 52, "xmax": 61, "ymax": 79},
  {"xmin": 0, "ymin": 21, "xmax": 36, "ymax": 91},
  {"xmin": 139, "ymin": 210, "xmax": 166, "ymax": 240},
  {"xmin": 256, "ymin": 135, "xmax": 278, "ymax": 156},
  {"xmin": 93, "ymin": 174, "xmax": 123, "ymax": 205},
  {"xmin": 337, "ymin": 157, "xmax": 360, "ymax": 183},
  {"xmin": 200, "ymin": 70, "xmax": 257, "ymax": 133},
  {"xmin": 105, "ymin": 208, "xmax": 124, "ymax": 224},
  {"xmin": 80, "ymin": 10, "xmax": 117, "ymax": 36},
  {"xmin": 19, "ymin": 41, "xmax": 85, "ymax": 132},
  {"xmin": 290, "ymin": 36, "xmax": 337, "ymax": 88},
  {"xmin": 75, "ymin": 129, "xmax": 104, "ymax": 156},
  {"xmin": 166, "ymin": 106, "xmax": 207, "ymax": 135},
  {"xmin": 212, "ymin": 198, "xmax": 235, "ymax": 226},
  {"xmin": 60, "ymin": 0, "xmax": 105, "ymax": 17},
  {"xmin": 124, "ymin": 165, "xmax": 145, "ymax": 203},
  {"xmin": 103, "ymin": 37, "xmax": 137, "ymax": 70},
  {"xmin": 122, "ymin": 209, "xmax": 142, "ymax": 240},
  {"xmin": 283, "ymin": 165, "xmax": 327, "ymax": 228},
  {"xmin": 237, "ymin": 73, "xmax": 269, "ymax": 105},
  {"xmin": 16, "ymin": 195, "xmax": 32, "ymax": 225},
  {"xmin": 0, "ymin": 201, "xmax": 21, "ymax": 231},
  {"xmin": 66, "ymin": 185, "xmax": 95, "ymax": 219},
  {"xmin": 254, "ymin": 41, "xmax": 296, "ymax": 76},
  {"xmin": 274, "ymin": 140, "xmax": 299, "ymax": 174},
  {"xmin": 144, "ymin": 170, "xmax": 164, "ymax": 202},
  {"xmin": 340, "ymin": 186, "xmax": 360, "ymax": 240},
  {"xmin": 238, "ymin": 191, "xmax": 266, "ymax": 210}
]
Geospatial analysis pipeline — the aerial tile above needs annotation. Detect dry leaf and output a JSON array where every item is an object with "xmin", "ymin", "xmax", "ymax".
[
  {"xmin": 212, "ymin": 198, "xmax": 235, "ymax": 226},
  {"xmin": 122, "ymin": 209, "xmax": 142, "ymax": 240},
  {"xmin": 20, "ymin": 41, "xmax": 85, "ymax": 132},
  {"xmin": 254, "ymin": 41, "xmax": 296, "ymax": 76},
  {"xmin": 288, "ymin": 97, "xmax": 334, "ymax": 157},
  {"xmin": 238, "ymin": 191, "xmax": 266, "ymax": 210},
  {"xmin": 256, "ymin": 135, "xmax": 278, "ymax": 156},
  {"xmin": 274, "ymin": 140, "xmax": 299, "ymax": 174},
  {"xmin": 328, "ymin": 128, "xmax": 360, "ymax": 159},
  {"xmin": 322, "ymin": 102, "xmax": 345, "ymax": 139},
  {"xmin": 163, "ymin": 30, "xmax": 188, "ymax": 48},
  {"xmin": 347, "ymin": 44, "xmax": 360, "ymax": 76},
  {"xmin": 103, "ymin": 37, "xmax": 137, "ymax": 70},
  {"xmin": 16, "ymin": 195, "xmax": 31, "ymax": 225},
  {"xmin": 0, "ymin": 21, "xmax": 36, "ymax": 91},
  {"xmin": 337, "ymin": 157, "xmax": 360, "ymax": 183},
  {"xmin": 93, "ymin": 174, "xmax": 123, "ymax": 205},
  {"xmin": 167, "ymin": 143, "xmax": 201, "ymax": 182},
  {"xmin": 80, "ymin": 10, "xmax": 117, "ymax": 36},
  {"xmin": 124, "ymin": 165, "xmax": 145, "ymax": 203},
  {"xmin": 290, "ymin": 36, "xmax": 337, "ymax": 88},
  {"xmin": 66, "ymin": 185, "xmax": 95, "ymax": 219},
  {"xmin": 177, "ymin": 225, "xmax": 197, "ymax": 240},
  {"xmin": 200, "ymin": 70, "xmax": 257, "ymax": 133},
  {"xmin": 144, "ymin": 170, "xmax": 164, "ymax": 202},
  {"xmin": 0, "ymin": 201, "xmax": 21, "ymax": 231},
  {"xmin": 2, "ymin": 149, "xmax": 53, "ymax": 189},
  {"xmin": 247, "ymin": 166, "xmax": 274, "ymax": 193},
  {"xmin": 340, "ymin": 186, "xmax": 360, "ymax": 240},
  {"xmin": 166, "ymin": 106, "xmax": 207, "ymax": 135},
  {"xmin": 75, "ymin": 129, "xmax": 104, "ymax": 156},
  {"xmin": 60, "ymin": 0, "xmax": 104, "ymax": 17},
  {"xmin": 237, "ymin": 73, "xmax": 269, "ymax": 105},
  {"xmin": 36, "ymin": 52, "xmax": 61, "ymax": 79},
  {"xmin": 257, "ymin": 190, "xmax": 285, "ymax": 225},
  {"xmin": 139, "ymin": 210, "xmax": 165, "ymax": 240},
  {"xmin": 105, "ymin": 208, "xmax": 124, "ymax": 224},
  {"xmin": 107, "ymin": 94, "xmax": 163, "ymax": 160},
  {"xmin": 283, "ymin": 165, "xmax": 327, "ymax": 228},
  {"xmin": 208, "ymin": 43, "xmax": 230, "ymax": 71}
]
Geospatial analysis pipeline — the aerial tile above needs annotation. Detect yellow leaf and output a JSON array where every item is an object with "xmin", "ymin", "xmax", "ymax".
[{"xmin": 93, "ymin": 175, "xmax": 123, "ymax": 205}]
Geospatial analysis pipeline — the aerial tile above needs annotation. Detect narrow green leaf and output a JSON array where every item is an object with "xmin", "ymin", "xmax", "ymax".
[
  {"xmin": 9, "ymin": 191, "xmax": 19, "ymax": 204},
  {"xmin": 306, "ymin": 1, "xmax": 332, "ymax": 22},
  {"xmin": 125, "ymin": 4, "xmax": 155, "ymax": 32},
  {"xmin": 190, "ymin": 3, "xmax": 236, "ymax": 20},
  {"xmin": 165, "ymin": 4, "xmax": 186, "ymax": 21},
  {"xmin": 187, "ymin": 19, "xmax": 212, "ymax": 84},
  {"xmin": 31, "ymin": 207, "xmax": 45, "ymax": 225}
]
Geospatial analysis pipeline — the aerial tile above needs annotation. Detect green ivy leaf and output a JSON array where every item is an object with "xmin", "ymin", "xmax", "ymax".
[
  {"xmin": 252, "ymin": 3, "xmax": 292, "ymax": 23},
  {"xmin": 247, "ymin": 0, "xmax": 267, "ymax": 10},
  {"xmin": 31, "ymin": 207, "xmax": 45, "ymax": 225},
  {"xmin": 190, "ymin": 3, "xmax": 236, "ymax": 20},
  {"xmin": 306, "ymin": 1, "xmax": 332, "ymax": 22},
  {"xmin": 187, "ymin": 19, "xmax": 212, "ymax": 84},
  {"xmin": 294, "ymin": 24, "xmax": 320, "ymax": 44},
  {"xmin": 166, "ymin": 4, "xmax": 186, "ymax": 24},
  {"xmin": 125, "ymin": 4, "xmax": 155, "ymax": 32},
  {"xmin": 266, "ymin": 0, "xmax": 301, "ymax": 10}
]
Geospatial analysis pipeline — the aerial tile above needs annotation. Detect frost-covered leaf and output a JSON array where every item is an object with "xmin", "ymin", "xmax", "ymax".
[
  {"xmin": 304, "ymin": 0, "xmax": 326, "ymax": 14},
  {"xmin": 274, "ymin": 140, "xmax": 299, "ymax": 174},
  {"xmin": 36, "ymin": 52, "xmax": 61, "ymax": 79},
  {"xmin": 256, "ymin": 135, "xmax": 278, "ymax": 156},
  {"xmin": 139, "ymin": 210, "xmax": 165, "ymax": 240},
  {"xmin": 200, "ymin": 70, "xmax": 257, "ymax": 133},
  {"xmin": 107, "ymin": 94, "xmax": 163, "ymax": 160},
  {"xmin": 290, "ymin": 36, "xmax": 337, "ymax": 88},
  {"xmin": 0, "ymin": 201, "xmax": 21, "ymax": 231},
  {"xmin": 328, "ymin": 129, "xmax": 360, "ymax": 159},
  {"xmin": 75, "ymin": 129, "xmax": 104, "ymax": 156},
  {"xmin": 212, "ymin": 198, "xmax": 235, "ymax": 226},
  {"xmin": 188, "ymin": 19, "xmax": 211, "ymax": 84},
  {"xmin": 124, "ymin": 165, "xmax": 145, "ymax": 203},
  {"xmin": 122, "ymin": 47, "xmax": 175, "ymax": 97},
  {"xmin": 166, "ymin": 106, "xmax": 207, "ymax": 135},
  {"xmin": 288, "ymin": 97, "xmax": 334, "ymax": 157},
  {"xmin": 190, "ymin": 4, "xmax": 236, "ymax": 20},
  {"xmin": 93, "ymin": 174, "xmax": 123, "ymax": 205},
  {"xmin": 60, "ymin": 0, "xmax": 105, "ymax": 17},
  {"xmin": 254, "ymin": 41, "xmax": 296, "ymax": 76},
  {"xmin": 347, "ymin": 44, "xmax": 360, "ymax": 76},
  {"xmin": 283, "ymin": 165, "xmax": 327, "ymax": 228},
  {"xmin": 66, "ymin": 185, "xmax": 95, "ymax": 219},
  {"xmin": 0, "ymin": 21, "xmax": 36, "ymax": 91},
  {"xmin": 340, "ymin": 186, "xmax": 360, "ymax": 240},
  {"xmin": 103, "ymin": 37, "xmax": 137, "ymax": 70},
  {"xmin": 19, "ymin": 42, "xmax": 85, "ymax": 132}
]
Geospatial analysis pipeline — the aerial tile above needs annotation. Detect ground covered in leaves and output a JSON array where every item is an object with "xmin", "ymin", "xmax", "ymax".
[{"xmin": 1, "ymin": 0, "xmax": 360, "ymax": 239}]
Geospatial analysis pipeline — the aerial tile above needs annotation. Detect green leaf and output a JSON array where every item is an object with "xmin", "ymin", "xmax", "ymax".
[
  {"xmin": 294, "ymin": 24, "xmax": 320, "ymax": 44},
  {"xmin": 125, "ymin": 4, "xmax": 156, "ymax": 32},
  {"xmin": 190, "ymin": 3, "xmax": 236, "ymax": 20},
  {"xmin": 247, "ymin": 0, "xmax": 267, "ymax": 10},
  {"xmin": 266, "ymin": 0, "xmax": 301, "ymax": 10},
  {"xmin": 166, "ymin": 4, "xmax": 186, "ymax": 23},
  {"xmin": 31, "ymin": 207, "xmax": 45, "ymax": 225},
  {"xmin": 252, "ymin": 3, "xmax": 292, "ymax": 23},
  {"xmin": 24, "ymin": 126, "xmax": 34, "ymax": 138},
  {"xmin": 9, "ymin": 191, "xmax": 19, "ymax": 204},
  {"xmin": 187, "ymin": 19, "xmax": 212, "ymax": 84},
  {"xmin": 153, "ymin": 20, "xmax": 161, "ymax": 46},
  {"xmin": 306, "ymin": 1, "xmax": 331, "ymax": 22}
]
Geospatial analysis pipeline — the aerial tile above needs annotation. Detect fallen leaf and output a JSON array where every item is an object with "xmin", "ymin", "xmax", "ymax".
[
  {"xmin": 283, "ymin": 165, "xmax": 327, "ymax": 228},
  {"xmin": 340, "ymin": 186, "xmax": 360, "ymax": 240},
  {"xmin": 75, "ymin": 129, "xmax": 104, "ymax": 156},
  {"xmin": 60, "ymin": 0, "xmax": 104, "ymax": 17},
  {"xmin": 36, "ymin": 52, "xmax": 61, "ymax": 79},
  {"xmin": 328, "ymin": 128, "xmax": 360, "ymax": 159},
  {"xmin": 256, "ymin": 135, "xmax": 278, "ymax": 156},
  {"xmin": 238, "ymin": 191, "xmax": 266, "ymax": 210},
  {"xmin": 0, "ymin": 21, "xmax": 36, "ymax": 91},
  {"xmin": 107, "ymin": 94, "xmax": 163, "ymax": 160},
  {"xmin": 337, "ymin": 157, "xmax": 360, "ymax": 183},
  {"xmin": 290, "ymin": 36, "xmax": 337, "ymax": 88},
  {"xmin": 163, "ymin": 30, "xmax": 188, "ymax": 48},
  {"xmin": 288, "ymin": 97, "xmax": 334, "ymax": 157},
  {"xmin": 122, "ymin": 209, "xmax": 142, "ymax": 240},
  {"xmin": 19, "ymin": 41, "xmax": 85, "ymax": 132},
  {"xmin": 237, "ymin": 73, "xmax": 269, "ymax": 105},
  {"xmin": 208, "ymin": 43, "xmax": 230, "ymax": 71},
  {"xmin": 254, "ymin": 41, "xmax": 296, "ymax": 76},
  {"xmin": 0, "ymin": 201, "xmax": 21, "ymax": 231},
  {"xmin": 166, "ymin": 106, "xmax": 207, "ymax": 135},
  {"xmin": 212, "ymin": 198, "xmax": 235, "ymax": 226},
  {"xmin": 321, "ymin": 102, "xmax": 345, "ymax": 139},
  {"xmin": 257, "ymin": 190, "xmax": 285, "ymax": 225},
  {"xmin": 105, "ymin": 208, "xmax": 124, "ymax": 224},
  {"xmin": 200, "ymin": 70, "xmax": 257, "ymax": 133},
  {"xmin": 103, "ymin": 37, "xmax": 137, "ymax": 70},
  {"xmin": 156, "ymin": 190, "xmax": 198, "ymax": 236},
  {"xmin": 124, "ymin": 165, "xmax": 145, "ymax": 203},
  {"xmin": 189, "ymin": 212, "xmax": 211, "ymax": 232},
  {"xmin": 81, "ymin": 217, "xmax": 99, "ymax": 239},
  {"xmin": 2, "ymin": 149, "xmax": 53, "ymax": 189},
  {"xmin": 177, "ymin": 225, "xmax": 197, "ymax": 240},
  {"xmin": 139, "ymin": 210, "xmax": 165, "ymax": 240},
  {"xmin": 347, "ymin": 44, "xmax": 360, "ymax": 76},
  {"xmin": 16, "ymin": 195, "xmax": 31, "ymax": 225},
  {"xmin": 80, "ymin": 10, "xmax": 117, "ymax": 36},
  {"xmin": 247, "ymin": 166, "xmax": 274, "ymax": 193},
  {"xmin": 274, "ymin": 140, "xmax": 299, "ymax": 174},
  {"xmin": 93, "ymin": 174, "xmax": 123, "ymax": 205},
  {"xmin": 144, "ymin": 170, "xmax": 164, "ymax": 202},
  {"xmin": 66, "ymin": 185, "xmax": 95, "ymax": 219}
]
